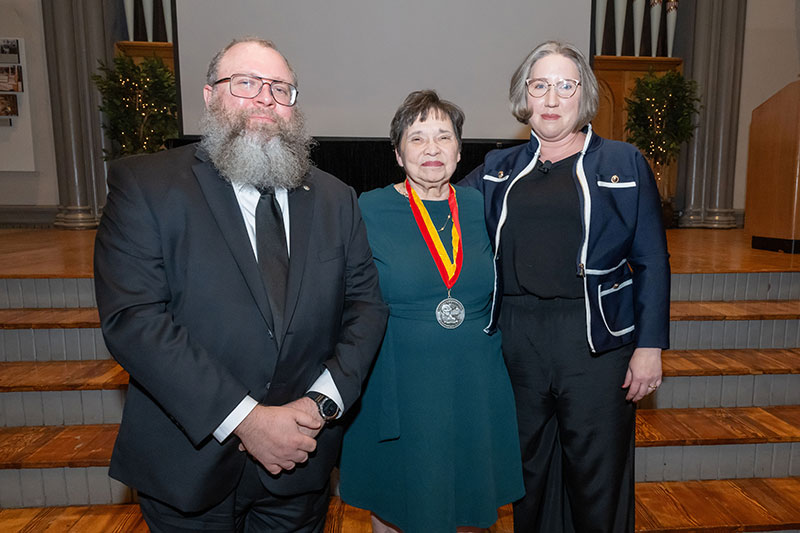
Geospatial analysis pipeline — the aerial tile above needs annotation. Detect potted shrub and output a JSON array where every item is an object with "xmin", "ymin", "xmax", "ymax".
[
  {"xmin": 625, "ymin": 69, "xmax": 700, "ymax": 226},
  {"xmin": 91, "ymin": 55, "xmax": 178, "ymax": 159}
]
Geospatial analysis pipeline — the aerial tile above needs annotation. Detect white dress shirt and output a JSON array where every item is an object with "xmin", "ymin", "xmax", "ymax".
[{"xmin": 213, "ymin": 183, "xmax": 344, "ymax": 442}]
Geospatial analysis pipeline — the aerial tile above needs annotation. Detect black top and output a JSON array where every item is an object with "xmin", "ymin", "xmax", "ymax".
[{"xmin": 500, "ymin": 153, "xmax": 584, "ymax": 299}]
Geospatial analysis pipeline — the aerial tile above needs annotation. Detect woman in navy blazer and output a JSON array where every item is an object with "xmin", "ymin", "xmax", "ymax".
[{"xmin": 461, "ymin": 41, "xmax": 670, "ymax": 533}]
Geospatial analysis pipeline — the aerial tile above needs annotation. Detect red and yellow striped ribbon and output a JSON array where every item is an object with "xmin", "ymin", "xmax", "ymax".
[{"xmin": 405, "ymin": 180, "xmax": 463, "ymax": 290}]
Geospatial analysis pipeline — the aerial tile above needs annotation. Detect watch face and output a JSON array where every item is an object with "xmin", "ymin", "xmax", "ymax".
[{"xmin": 320, "ymin": 398, "xmax": 339, "ymax": 418}]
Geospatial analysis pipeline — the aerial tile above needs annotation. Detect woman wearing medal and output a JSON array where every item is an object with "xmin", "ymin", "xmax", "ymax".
[{"xmin": 339, "ymin": 90, "xmax": 523, "ymax": 533}]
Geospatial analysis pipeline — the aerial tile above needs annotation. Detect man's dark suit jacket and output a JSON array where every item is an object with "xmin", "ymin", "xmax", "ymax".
[{"xmin": 94, "ymin": 143, "xmax": 388, "ymax": 512}]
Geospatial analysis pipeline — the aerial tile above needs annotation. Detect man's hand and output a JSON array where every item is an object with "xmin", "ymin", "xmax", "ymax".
[
  {"xmin": 284, "ymin": 396, "xmax": 325, "ymax": 438},
  {"xmin": 622, "ymin": 347, "xmax": 663, "ymax": 402},
  {"xmin": 233, "ymin": 404, "xmax": 321, "ymax": 475}
]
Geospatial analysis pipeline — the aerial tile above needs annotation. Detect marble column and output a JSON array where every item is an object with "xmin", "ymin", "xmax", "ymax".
[
  {"xmin": 41, "ymin": 0, "xmax": 123, "ymax": 229},
  {"xmin": 679, "ymin": 0, "xmax": 746, "ymax": 228}
]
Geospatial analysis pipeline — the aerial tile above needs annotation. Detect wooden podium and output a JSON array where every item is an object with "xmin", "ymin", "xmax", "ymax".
[{"xmin": 744, "ymin": 81, "xmax": 800, "ymax": 253}]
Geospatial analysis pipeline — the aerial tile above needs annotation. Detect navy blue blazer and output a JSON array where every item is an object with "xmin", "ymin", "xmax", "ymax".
[{"xmin": 460, "ymin": 125, "xmax": 670, "ymax": 353}]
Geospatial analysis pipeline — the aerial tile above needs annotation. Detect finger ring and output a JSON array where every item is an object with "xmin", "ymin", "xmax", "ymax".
[{"xmin": 648, "ymin": 384, "xmax": 658, "ymax": 390}]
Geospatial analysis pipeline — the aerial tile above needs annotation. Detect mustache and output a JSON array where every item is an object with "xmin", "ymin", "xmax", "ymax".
[
  {"xmin": 223, "ymin": 107, "xmax": 282, "ymax": 135},
  {"xmin": 243, "ymin": 108, "xmax": 280, "ymax": 122}
]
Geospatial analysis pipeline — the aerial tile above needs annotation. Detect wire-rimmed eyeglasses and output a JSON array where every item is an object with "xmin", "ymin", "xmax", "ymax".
[
  {"xmin": 213, "ymin": 74, "xmax": 298, "ymax": 107},
  {"xmin": 525, "ymin": 78, "xmax": 581, "ymax": 99}
]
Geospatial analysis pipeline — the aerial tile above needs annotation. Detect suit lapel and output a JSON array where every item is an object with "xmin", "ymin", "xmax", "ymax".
[
  {"xmin": 191, "ymin": 151, "xmax": 276, "ymax": 335},
  {"xmin": 283, "ymin": 178, "xmax": 315, "ymax": 341}
]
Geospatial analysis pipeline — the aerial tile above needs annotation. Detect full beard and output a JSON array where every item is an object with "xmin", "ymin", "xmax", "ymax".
[{"xmin": 199, "ymin": 98, "xmax": 315, "ymax": 190}]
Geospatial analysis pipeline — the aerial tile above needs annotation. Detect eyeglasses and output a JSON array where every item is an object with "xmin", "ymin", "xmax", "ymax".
[
  {"xmin": 525, "ymin": 78, "xmax": 581, "ymax": 99},
  {"xmin": 213, "ymin": 74, "xmax": 298, "ymax": 107}
]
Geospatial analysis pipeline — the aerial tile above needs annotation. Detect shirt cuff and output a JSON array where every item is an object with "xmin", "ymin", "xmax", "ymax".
[
  {"xmin": 308, "ymin": 369, "xmax": 344, "ymax": 419},
  {"xmin": 213, "ymin": 395, "xmax": 258, "ymax": 443}
]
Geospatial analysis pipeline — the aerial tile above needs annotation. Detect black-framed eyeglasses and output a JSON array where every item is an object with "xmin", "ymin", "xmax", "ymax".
[
  {"xmin": 525, "ymin": 78, "xmax": 581, "ymax": 99},
  {"xmin": 213, "ymin": 74, "xmax": 298, "ymax": 107}
]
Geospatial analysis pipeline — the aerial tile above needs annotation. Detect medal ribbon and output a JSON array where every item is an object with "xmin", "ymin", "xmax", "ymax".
[{"xmin": 405, "ymin": 180, "xmax": 463, "ymax": 290}]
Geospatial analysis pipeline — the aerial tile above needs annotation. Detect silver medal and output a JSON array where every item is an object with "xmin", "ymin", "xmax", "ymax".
[{"xmin": 436, "ymin": 297, "xmax": 464, "ymax": 329}]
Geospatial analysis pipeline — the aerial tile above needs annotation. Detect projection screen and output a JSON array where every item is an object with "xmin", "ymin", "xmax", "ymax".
[{"xmin": 174, "ymin": 0, "xmax": 591, "ymax": 140}]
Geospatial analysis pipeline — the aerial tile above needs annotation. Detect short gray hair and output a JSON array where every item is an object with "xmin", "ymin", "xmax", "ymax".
[
  {"xmin": 509, "ymin": 41, "xmax": 598, "ymax": 131},
  {"xmin": 205, "ymin": 37, "xmax": 298, "ymax": 87}
]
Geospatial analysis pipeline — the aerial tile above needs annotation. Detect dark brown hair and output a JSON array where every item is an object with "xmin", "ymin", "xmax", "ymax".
[{"xmin": 390, "ymin": 90, "xmax": 465, "ymax": 153}]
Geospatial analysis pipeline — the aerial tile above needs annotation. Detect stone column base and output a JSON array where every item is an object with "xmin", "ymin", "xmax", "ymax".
[
  {"xmin": 701, "ymin": 208, "xmax": 737, "ymax": 229},
  {"xmin": 678, "ymin": 208, "xmax": 706, "ymax": 228},
  {"xmin": 678, "ymin": 208, "xmax": 737, "ymax": 229},
  {"xmin": 54, "ymin": 206, "xmax": 100, "ymax": 230}
]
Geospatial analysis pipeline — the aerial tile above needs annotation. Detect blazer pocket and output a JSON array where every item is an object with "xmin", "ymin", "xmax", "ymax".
[
  {"xmin": 597, "ymin": 278, "xmax": 635, "ymax": 337},
  {"xmin": 318, "ymin": 245, "xmax": 344, "ymax": 263},
  {"xmin": 481, "ymin": 169, "xmax": 511, "ymax": 182},
  {"xmin": 597, "ymin": 174, "xmax": 637, "ymax": 188}
]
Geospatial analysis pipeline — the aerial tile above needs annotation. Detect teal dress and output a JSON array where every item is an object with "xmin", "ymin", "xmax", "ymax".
[{"xmin": 340, "ymin": 184, "xmax": 524, "ymax": 532}]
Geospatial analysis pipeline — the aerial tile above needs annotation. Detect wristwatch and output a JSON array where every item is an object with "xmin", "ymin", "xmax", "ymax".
[{"xmin": 305, "ymin": 392, "xmax": 340, "ymax": 422}]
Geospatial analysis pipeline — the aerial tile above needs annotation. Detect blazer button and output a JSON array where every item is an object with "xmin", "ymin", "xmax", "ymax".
[
  {"xmin": 268, "ymin": 330, "xmax": 274, "ymax": 339},
  {"xmin": 611, "ymin": 174, "xmax": 620, "ymax": 183},
  {"xmin": 265, "ymin": 382, "xmax": 271, "ymax": 392},
  {"xmin": 612, "ymin": 283, "xmax": 620, "ymax": 289}
]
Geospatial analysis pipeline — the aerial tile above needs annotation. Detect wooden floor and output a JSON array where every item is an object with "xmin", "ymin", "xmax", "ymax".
[
  {"xmin": 0, "ymin": 360, "xmax": 128, "ymax": 392},
  {"xmin": 0, "ymin": 307, "xmax": 100, "ymax": 328},
  {"xmin": 669, "ymin": 300, "xmax": 800, "ymax": 321},
  {"xmin": 661, "ymin": 348, "xmax": 800, "ymax": 376},
  {"xmin": 0, "ymin": 504, "xmax": 149, "ymax": 533},
  {"xmin": 635, "ymin": 477, "xmax": 800, "ymax": 532},
  {"xmin": 2, "ymin": 300, "xmax": 797, "ymax": 330},
  {"xmin": 636, "ymin": 406, "xmax": 800, "ymax": 447},
  {"xmin": 0, "ymin": 500, "xmax": 508, "ymax": 533},
  {"xmin": 0, "ymin": 229, "xmax": 95, "ymax": 278},
  {"xmin": 0, "ymin": 424, "xmax": 118, "ymax": 468},
  {"xmin": 325, "ymin": 498, "xmax": 516, "ymax": 532},
  {"xmin": 5, "ymin": 482, "xmax": 800, "ymax": 533},
  {"xmin": 0, "ymin": 227, "xmax": 799, "ymax": 278},
  {"xmin": 0, "ymin": 347, "xmax": 796, "ymax": 394},
  {"xmin": 4, "ymin": 405, "xmax": 799, "ymax": 469},
  {"xmin": 666, "ymin": 228, "xmax": 800, "ymax": 274}
]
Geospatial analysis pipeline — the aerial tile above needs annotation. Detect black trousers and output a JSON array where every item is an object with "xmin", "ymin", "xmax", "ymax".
[
  {"xmin": 138, "ymin": 458, "xmax": 329, "ymax": 533},
  {"xmin": 500, "ymin": 295, "xmax": 635, "ymax": 533}
]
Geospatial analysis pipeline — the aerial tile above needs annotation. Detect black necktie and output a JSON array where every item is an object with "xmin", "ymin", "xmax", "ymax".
[{"xmin": 256, "ymin": 188, "xmax": 288, "ymax": 343}]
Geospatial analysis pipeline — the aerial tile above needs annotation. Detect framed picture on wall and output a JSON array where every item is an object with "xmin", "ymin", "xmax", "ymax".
[
  {"xmin": 0, "ymin": 65, "xmax": 22, "ymax": 92},
  {"xmin": 0, "ymin": 39, "xmax": 20, "ymax": 64},
  {"xmin": 0, "ymin": 93, "xmax": 19, "ymax": 116}
]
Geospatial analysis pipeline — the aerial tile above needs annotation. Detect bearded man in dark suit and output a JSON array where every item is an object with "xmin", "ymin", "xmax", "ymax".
[{"xmin": 94, "ymin": 37, "xmax": 388, "ymax": 532}]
